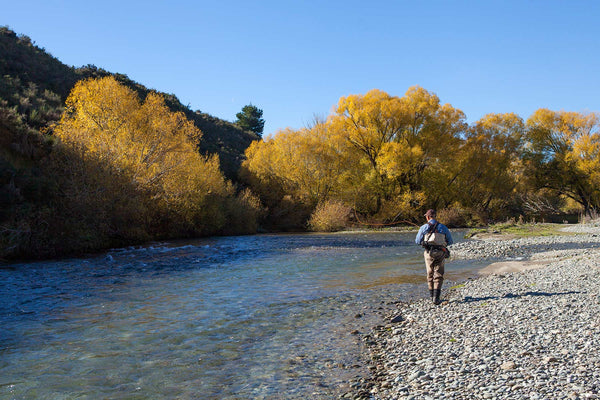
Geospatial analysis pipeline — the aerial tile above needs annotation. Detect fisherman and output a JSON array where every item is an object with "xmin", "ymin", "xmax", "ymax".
[{"xmin": 415, "ymin": 209, "xmax": 453, "ymax": 305}]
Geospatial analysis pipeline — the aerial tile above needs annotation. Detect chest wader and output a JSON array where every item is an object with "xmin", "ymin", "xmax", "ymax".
[{"xmin": 423, "ymin": 222, "xmax": 447, "ymax": 305}]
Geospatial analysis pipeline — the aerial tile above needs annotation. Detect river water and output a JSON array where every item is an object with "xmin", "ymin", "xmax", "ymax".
[{"xmin": 0, "ymin": 231, "xmax": 486, "ymax": 399}]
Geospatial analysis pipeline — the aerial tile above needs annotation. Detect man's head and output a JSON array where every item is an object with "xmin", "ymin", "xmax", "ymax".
[{"xmin": 424, "ymin": 209, "xmax": 436, "ymax": 220}]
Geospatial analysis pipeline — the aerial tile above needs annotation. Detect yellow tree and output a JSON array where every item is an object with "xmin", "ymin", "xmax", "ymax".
[
  {"xmin": 243, "ymin": 122, "xmax": 358, "ymax": 229},
  {"xmin": 397, "ymin": 86, "xmax": 456, "ymax": 148},
  {"xmin": 244, "ymin": 123, "xmax": 352, "ymax": 206},
  {"xmin": 396, "ymin": 87, "xmax": 466, "ymax": 203},
  {"xmin": 328, "ymin": 86, "xmax": 465, "ymax": 216},
  {"xmin": 526, "ymin": 109, "xmax": 600, "ymax": 216},
  {"xmin": 56, "ymin": 77, "xmax": 202, "ymax": 188},
  {"xmin": 329, "ymin": 89, "xmax": 404, "ymax": 173},
  {"xmin": 328, "ymin": 89, "xmax": 409, "ymax": 213},
  {"xmin": 53, "ymin": 76, "xmax": 234, "ymax": 235},
  {"xmin": 571, "ymin": 132, "xmax": 600, "ymax": 193},
  {"xmin": 450, "ymin": 113, "xmax": 524, "ymax": 217}
]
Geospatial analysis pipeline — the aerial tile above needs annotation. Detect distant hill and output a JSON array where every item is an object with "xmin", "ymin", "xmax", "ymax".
[{"xmin": 0, "ymin": 26, "xmax": 259, "ymax": 179}]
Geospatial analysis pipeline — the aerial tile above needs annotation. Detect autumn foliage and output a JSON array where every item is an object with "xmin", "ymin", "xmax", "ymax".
[
  {"xmin": 244, "ymin": 87, "xmax": 598, "ymax": 231},
  {"xmin": 1, "ymin": 77, "xmax": 261, "ymax": 258},
  {"xmin": 525, "ymin": 109, "xmax": 600, "ymax": 217}
]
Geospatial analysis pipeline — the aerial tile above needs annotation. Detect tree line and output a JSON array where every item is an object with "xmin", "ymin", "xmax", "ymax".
[
  {"xmin": 241, "ymin": 87, "xmax": 599, "ymax": 231},
  {"xmin": 2, "ymin": 25, "xmax": 598, "ymax": 260}
]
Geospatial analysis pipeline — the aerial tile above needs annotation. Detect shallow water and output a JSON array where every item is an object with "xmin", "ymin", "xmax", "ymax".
[{"xmin": 0, "ymin": 231, "xmax": 485, "ymax": 399}]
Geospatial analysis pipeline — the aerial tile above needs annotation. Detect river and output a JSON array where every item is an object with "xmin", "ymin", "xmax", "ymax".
[{"xmin": 1, "ymin": 231, "xmax": 486, "ymax": 399}]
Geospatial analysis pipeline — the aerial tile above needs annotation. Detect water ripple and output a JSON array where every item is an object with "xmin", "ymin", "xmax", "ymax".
[{"xmin": 0, "ymin": 231, "xmax": 478, "ymax": 398}]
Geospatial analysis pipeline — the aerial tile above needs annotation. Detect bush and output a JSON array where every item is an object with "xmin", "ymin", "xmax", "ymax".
[
  {"xmin": 437, "ymin": 207, "xmax": 466, "ymax": 228},
  {"xmin": 308, "ymin": 200, "xmax": 351, "ymax": 232},
  {"xmin": 223, "ymin": 188, "xmax": 264, "ymax": 235},
  {"xmin": 437, "ymin": 206, "xmax": 484, "ymax": 228}
]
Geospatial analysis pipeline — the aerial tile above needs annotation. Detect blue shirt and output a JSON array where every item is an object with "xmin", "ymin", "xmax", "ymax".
[{"xmin": 415, "ymin": 219, "xmax": 454, "ymax": 246}]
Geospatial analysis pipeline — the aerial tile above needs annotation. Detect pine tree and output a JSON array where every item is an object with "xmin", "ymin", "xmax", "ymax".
[{"xmin": 235, "ymin": 104, "xmax": 264, "ymax": 135}]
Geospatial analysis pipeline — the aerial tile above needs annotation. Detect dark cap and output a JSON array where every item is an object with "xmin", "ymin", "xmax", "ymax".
[{"xmin": 424, "ymin": 209, "xmax": 436, "ymax": 218}]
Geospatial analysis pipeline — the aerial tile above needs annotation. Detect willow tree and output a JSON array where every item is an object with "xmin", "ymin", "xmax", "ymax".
[
  {"xmin": 525, "ymin": 109, "xmax": 600, "ymax": 217},
  {"xmin": 54, "ymin": 76, "xmax": 235, "ymax": 235},
  {"xmin": 243, "ymin": 121, "xmax": 354, "ymax": 207},
  {"xmin": 448, "ymin": 113, "xmax": 524, "ymax": 217},
  {"xmin": 328, "ymin": 89, "xmax": 408, "ymax": 213},
  {"xmin": 328, "ymin": 86, "xmax": 465, "ymax": 217},
  {"xmin": 389, "ymin": 86, "xmax": 466, "ymax": 210}
]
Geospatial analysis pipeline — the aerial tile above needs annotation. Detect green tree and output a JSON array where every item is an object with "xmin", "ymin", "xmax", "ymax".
[{"xmin": 235, "ymin": 104, "xmax": 265, "ymax": 135}]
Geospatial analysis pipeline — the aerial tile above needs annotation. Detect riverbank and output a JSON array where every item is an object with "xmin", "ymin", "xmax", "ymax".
[{"xmin": 349, "ymin": 224, "xmax": 600, "ymax": 399}]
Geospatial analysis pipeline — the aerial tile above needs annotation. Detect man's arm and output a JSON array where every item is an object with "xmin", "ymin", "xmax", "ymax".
[
  {"xmin": 415, "ymin": 225, "xmax": 425, "ymax": 245},
  {"xmin": 442, "ymin": 225, "xmax": 454, "ymax": 246}
]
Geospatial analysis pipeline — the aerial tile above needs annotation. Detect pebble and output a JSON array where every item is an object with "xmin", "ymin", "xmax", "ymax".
[{"xmin": 353, "ymin": 224, "xmax": 600, "ymax": 399}]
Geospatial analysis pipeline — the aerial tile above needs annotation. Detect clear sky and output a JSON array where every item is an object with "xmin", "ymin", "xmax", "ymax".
[{"xmin": 3, "ymin": 0, "xmax": 599, "ymax": 135}]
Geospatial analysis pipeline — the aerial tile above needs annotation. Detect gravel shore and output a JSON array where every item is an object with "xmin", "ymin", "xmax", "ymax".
[{"xmin": 348, "ymin": 225, "xmax": 600, "ymax": 399}]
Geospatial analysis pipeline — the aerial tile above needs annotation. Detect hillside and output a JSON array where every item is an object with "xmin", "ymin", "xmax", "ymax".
[
  {"xmin": 0, "ymin": 27, "xmax": 263, "ymax": 259},
  {"xmin": 0, "ymin": 26, "xmax": 259, "ymax": 179}
]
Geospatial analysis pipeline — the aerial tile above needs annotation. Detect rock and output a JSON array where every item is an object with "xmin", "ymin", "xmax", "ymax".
[
  {"xmin": 408, "ymin": 370, "xmax": 425, "ymax": 381},
  {"xmin": 501, "ymin": 361, "xmax": 517, "ymax": 370},
  {"xmin": 390, "ymin": 314, "xmax": 404, "ymax": 323}
]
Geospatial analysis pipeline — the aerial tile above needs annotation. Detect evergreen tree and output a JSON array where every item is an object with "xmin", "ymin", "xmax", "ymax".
[{"xmin": 235, "ymin": 104, "xmax": 265, "ymax": 135}]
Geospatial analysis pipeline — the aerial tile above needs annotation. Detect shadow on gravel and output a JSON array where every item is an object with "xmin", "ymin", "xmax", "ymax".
[{"xmin": 461, "ymin": 291, "xmax": 582, "ymax": 303}]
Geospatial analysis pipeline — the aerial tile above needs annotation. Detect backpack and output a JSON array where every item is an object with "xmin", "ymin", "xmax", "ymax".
[{"xmin": 423, "ymin": 222, "xmax": 447, "ymax": 246}]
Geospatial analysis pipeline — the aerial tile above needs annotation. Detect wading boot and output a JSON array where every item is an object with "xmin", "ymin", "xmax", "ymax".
[
  {"xmin": 432, "ymin": 289, "xmax": 441, "ymax": 305},
  {"xmin": 429, "ymin": 289, "xmax": 434, "ymax": 301}
]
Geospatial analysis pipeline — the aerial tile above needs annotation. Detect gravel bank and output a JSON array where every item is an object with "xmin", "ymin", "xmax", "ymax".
[
  {"xmin": 450, "ymin": 231, "xmax": 600, "ymax": 261},
  {"xmin": 348, "ymin": 226, "xmax": 600, "ymax": 399}
]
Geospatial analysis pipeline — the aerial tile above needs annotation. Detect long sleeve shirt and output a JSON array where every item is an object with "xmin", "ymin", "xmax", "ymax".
[{"xmin": 415, "ymin": 219, "xmax": 454, "ymax": 246}]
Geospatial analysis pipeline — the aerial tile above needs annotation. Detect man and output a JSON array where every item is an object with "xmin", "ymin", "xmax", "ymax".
[{"xmin": 415, "ymin": 209, "xmax": 453, "ymax": 305}]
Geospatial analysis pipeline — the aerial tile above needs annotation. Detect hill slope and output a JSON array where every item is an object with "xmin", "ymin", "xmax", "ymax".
[
  {"xmin": 0, "ymin": 27, "xmax": 262, "ymax": 259},
  {"xmin": 0, "ymin": 26, "xmax": 259, "ymax": 179}
]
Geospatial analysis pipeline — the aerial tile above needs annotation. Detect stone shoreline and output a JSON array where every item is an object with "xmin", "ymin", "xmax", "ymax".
[{"xmin": 347, "ymin": 225, "xmax": 600, "ymax": 399}]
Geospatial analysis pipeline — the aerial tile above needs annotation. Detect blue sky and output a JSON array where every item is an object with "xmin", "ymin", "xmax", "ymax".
[{"xmin": 3, "ymin": 0, "xmax": 599, "ymax": 135}]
